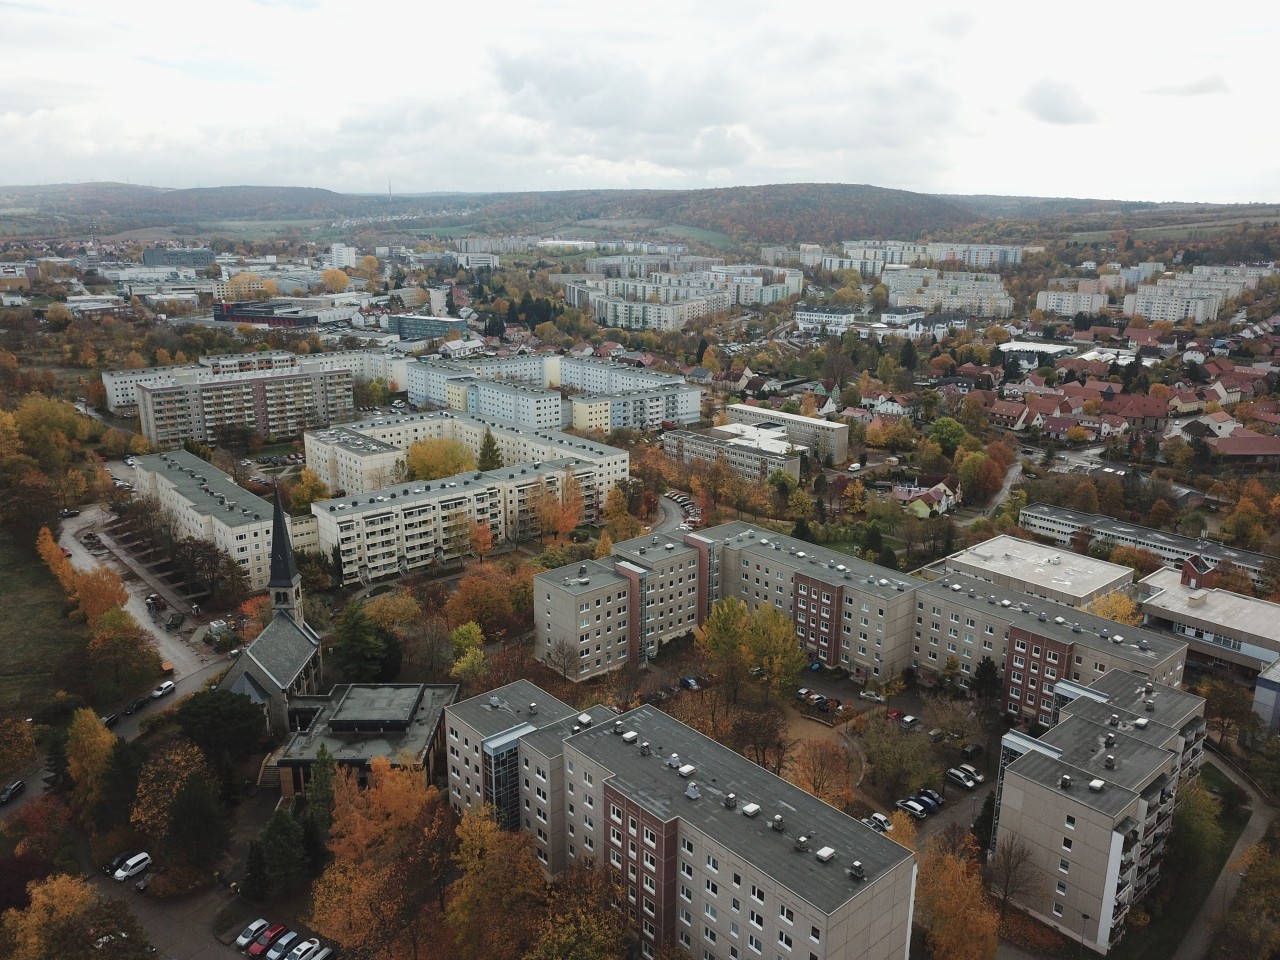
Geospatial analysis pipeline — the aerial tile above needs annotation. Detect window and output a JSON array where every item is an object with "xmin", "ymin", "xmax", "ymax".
[
  {"xmin": 1062, "ymin": 837, "xmax": 1073, "ymax": 851},
  {"xmin": 1056, "ymin": 881, "xmax": 1067, "ymax": 896},
  {"xmin": 1059, "ymin": 859, "xmax": 1070, "ymax": 874},
  {"xmin": 778, "ymin": 931, "xmax": 793, "ymax": 949},
  {"xmin": 707, "ymin": 854, "xmax": 719, "ymax": 872},
  {"xmin": 612, "ymin": 804, "xmax": 623, "ymax": 823},
  {"xmin": 749, "ymin": 910, "xmax": 763, "ymax": 929},
  {"xmin": 644, "ymin": 826, "xmax": 657, "ymax": 847},
  {"xmin": 1053, "ymin": 903, "xmax": 1064, "ymax": 918},
  {"xmin": 706, "ymin": 878, "xmax": 719, "ymax": 896},
  {"xmin": 779, "ymin": 904, "xmax": 794, "ymax": 924},
  {"xmin": 704, "ymin": 926, "xmax": 717, "ymax": 944},
  {"xmin": 751, "ymin": 884, "xmax": 764, "ymax": 903},
  {"xmin": 682, "ymin": 837, "xmax": 694, "ymax": 854},
  {"xmin": 681, "ymin": 884, "xmax": 693, "ymax": 901},
  {"xmin": 810, "ymin": 926, "xmax": 820, "ymax": 943},
  {"xmin": 748, "ymin": 934, "xmax": 763, "ymax": 954},
  {"xmin": 705, "ymin": 903, "xmax": 718, "ymax": 921},
  {"xmin": 681, "ymin": 861, "xmax": 694, "ymax": 879},
  {"xmin": 644, "ymin": 875, "xmax": 656, "ymax": 893},
  {"xmin": 1065, "ymin": 815, "xmax": 1076, "ymax": 829}
]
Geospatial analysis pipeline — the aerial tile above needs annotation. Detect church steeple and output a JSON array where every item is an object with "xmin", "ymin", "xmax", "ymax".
[{"xmin": 268, "ymin": 488, "xmax": 303, "ymax": 624}]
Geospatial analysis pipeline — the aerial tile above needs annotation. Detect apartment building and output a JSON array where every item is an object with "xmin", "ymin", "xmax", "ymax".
[
  {"xmin": 584, "ymin": 254, "xmax": 672, "ymax": 276},
  {"xmin": 386, "ymin": 313, "xmax": 470, "ymax": 340},
  {"xmin": 303, "ymin": 426, "xmax": 405, "ymax": 496},
  {"xmin": 326, "ymin": 243, "xmax": 358, "ymax": 269},
  {"xmin": 924, "ymin": 242, "xmax": 1024, "ymax": 269},
  {"xmin": 569, "ymin": 385, "xmax": 700, "ymax": 432},
  {"xmin": 885, "ymin": 269, "xmax": 1014, "ymax": 318},
  {"xmin": 142, "ymin": 246, "xmax": 216, "ymax": 267},
  {"xmin": 793, "ymin": 303, "xmax": 866, "ymax": 334},
  {"xmin": 589, "ymin": 297, "xmax": 710, "ymax": 331},
  {"xmin": 313, "ymin": 458, "xmax": 592, "ymax": 585},
  {"xmin": 304, "ymin": 410, "xmax": 629, "ymax": 502},
  {"xmin": 131, "ymin": 450, "xmax": 313, "ymax": 590},
  {"xmin": 726, "ymin": 404, "xmax": 849, "ymax": 463},
  {"xmin": 445, "ymin": 683, "xmax": 917, "ymax": 960},
  {"xmin": 662, "ymin": 423, "xmax": 804, "ymax": 483},
  {"xmin": 1019, "ymin": 503, "xmax": 1270, "ymax": 592},
  {"xmin": 935, "ymin": 536, "xmax": 1134, "ymax": 608},
  {"xmin": 137, "ymin": 366, "xmax": 354, "ymax": 449},
  {"xmin": 991, "ymin": 672, "xmax": 1204, "ymax": 954},
  {"xmin": 1036, "ymin": 290, "xmax": 1109, "ymax": 316},
  {"xmin": 466, "ymin": 380, "xmax": 566, "ymax": 431},
  {"xmin": 1137, "ymin": 566, "xmax": 1280, "ymax": 675}
]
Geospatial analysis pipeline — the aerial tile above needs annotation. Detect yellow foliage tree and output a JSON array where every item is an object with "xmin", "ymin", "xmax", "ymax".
[
  {"xmin": 36, "ymin": 525, "xmax": 76, "ymax": 592},
  {"xmin": 66, "ymin": 707, "xmax": 116, "ymax": 820},
  {"xmin": 1086, "ymin": 591, "xmax": 1142, "ymax": 626},
  {"xmin": 1, "ymin": 874, "xmax": 100, "ymax": 960},
  {"xmin": 72, "ymin": 567, "xmax": 128, "ymax": 626},
  {"xmin": 406, "ymin": 438, "xmax": 476, "ymax": 481},
  {"xmin": 131, "ymin": 741, "xmax": 215, "ymax": 839},
  {"xmin": 322, "ymin": 268, "xmax": 350, "ymax": 293}
]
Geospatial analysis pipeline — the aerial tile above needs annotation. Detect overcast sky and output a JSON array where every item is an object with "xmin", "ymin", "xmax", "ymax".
[{"xmin": 2, "ymin": 0, "xmax": 1274, "ymax": 203}]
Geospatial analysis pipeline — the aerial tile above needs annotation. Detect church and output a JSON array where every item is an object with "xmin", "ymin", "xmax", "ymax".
[{"xmin": 218, "ymin": 491, "xmax": 325, "ymax": 733}]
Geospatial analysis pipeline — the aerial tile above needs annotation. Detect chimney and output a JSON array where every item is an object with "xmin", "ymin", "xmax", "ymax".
[{"xmin": 771, "ymin": 814, "xmax": 785, "ymax": 833}]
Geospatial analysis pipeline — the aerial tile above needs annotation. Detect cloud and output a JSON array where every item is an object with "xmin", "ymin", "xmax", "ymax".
[
  {"xmin": 1021, "ymin": 80, "xmax": 1098, "ymax": 125},
  {"xmin": 1148, "ymin": 74, "xmax": 1229, "ymax": 96}
]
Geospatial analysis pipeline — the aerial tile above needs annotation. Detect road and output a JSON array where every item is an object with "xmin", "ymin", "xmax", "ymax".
[{"xmin": 961, "ymin": 461, "xmax": 1023, "ymax": 526}]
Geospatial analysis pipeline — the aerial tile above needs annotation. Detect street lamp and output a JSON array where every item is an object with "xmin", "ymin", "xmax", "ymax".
[{"xmin": 1078, "ymin": 912, "xmax": 1091, "ymax": 958}]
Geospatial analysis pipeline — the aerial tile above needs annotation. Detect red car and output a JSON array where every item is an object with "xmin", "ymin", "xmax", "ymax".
[
  {"xmin": 247, "ymin": 924, "xmax": 289, "ymax": 958},
  {"xmin": 886, "ymin": 708, "xmax": 904, "ymax": 723}
]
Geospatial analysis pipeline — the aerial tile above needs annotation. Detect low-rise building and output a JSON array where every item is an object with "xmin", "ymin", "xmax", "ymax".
[
  {"xmin": 935, "ymin": 535, "xmax": 1134, "ymax": 608},
  {"xmin": 662, "ymin": 422, "xmax": 804, "ymax": 483},
  {"xmin": 726, "ymin": 403, "xmax": 849, "ymax": 464}
]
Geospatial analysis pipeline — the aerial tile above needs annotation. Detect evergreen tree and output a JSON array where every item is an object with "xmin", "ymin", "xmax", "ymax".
[
  {"xmin": 331, "ymin": 604, "xmax": 389, "ymax": 682},
  {"xmin": 258, "ymin": 809, "xmax": 309, "ymax": 898},
  {"xmin": 242, "ymin": 840, "xmax": 267, "ymax": 900},
  {"xmin": 477, "ymin": 428, "xmax": 503, "ymax": 470}
]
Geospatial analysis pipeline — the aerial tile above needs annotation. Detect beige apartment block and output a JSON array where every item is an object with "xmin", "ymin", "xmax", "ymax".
[{"xmin": 937, "ymin": 535, "xmax": 1134, "ymax": 608}]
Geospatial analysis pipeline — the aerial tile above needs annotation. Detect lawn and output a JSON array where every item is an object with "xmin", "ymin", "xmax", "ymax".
[{"xmin": 0, "ymin": 528, "xmax": 91, "ymax": 715}]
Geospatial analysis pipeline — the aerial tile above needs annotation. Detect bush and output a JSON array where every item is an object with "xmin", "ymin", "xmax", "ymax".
[{"xmin": 148, "ymin": 864, "xmax": 212, "ymax": 899}]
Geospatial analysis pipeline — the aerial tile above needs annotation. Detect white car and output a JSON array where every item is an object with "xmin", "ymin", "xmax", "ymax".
[
  {"xmin": 857, "ymin": 689, "xmax": 885, "ymax": 703},
  {"xmin": 236, "ymin": 919, "xmax": 270, "ymax": 949},
  {"xmin": 895, "ymin": 799, "xmax": 927, "ymax": 820},
  {"xmin": 869, "ymin": 812, "xmax": 893, "ymax": 833},
  {"xmin": 285, "ymin": 938, "xmax": 321, "ymax": 960},
  {"xmin": 958, "ymin": 763, "xmax": 986, "ymax": 784},
  {"xmin": 151, "ymin": 680, "xmax": 176, "ymax": 698}
]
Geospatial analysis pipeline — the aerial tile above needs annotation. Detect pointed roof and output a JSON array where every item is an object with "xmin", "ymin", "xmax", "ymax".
[{"xmin": 269, "ymin": 488, "xmax": 299, "ymax": 589}]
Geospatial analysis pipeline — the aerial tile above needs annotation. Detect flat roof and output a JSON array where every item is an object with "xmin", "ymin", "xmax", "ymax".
[
  {"xmin": 448, "ymin": 680, "xmax": 577, "ymax": 739},
  {"xmin": 726, "ymin": 403, "xmax": 847, "ymax": 431},
  {"xmin": 534, "ymin": 558, "xmax": 629, "ymax": 596},
  {"xmin": 942, "ymin": 534, "xmax": 1134, "ymax": 599},
  {"xmin": 342, "ymin": 409, "xmax": 625, "ymax": 461},
  {"xmin": 1004, "ymin": 747, "xmax": 1139, "ymax": 819},
  {"xmin": 570, "ymin": 705, "xmax": 912, "ymax": 914},
  {"xmin": 665, "ymin": 426, "xmax": 802, "ymax": 459},
  {"xmin": 135, "ymin": 450, "xmax": 273, "ymax": 529},
  {"xmin": 1139, "ymin": 567, "xmax": 1280, "ymax": 643},
  {"xmin": 919, "ymin": 575, "xmax": 1186, "ymax": 667},
  {"xmin": 1021, "ymin": 503, "xmax": 1270, "ymax": 572},
  {"xmin": 1087, "ymin": 668, "xmax": 1206, "ymax": 730},
  {"xmin": 278, "ymin": 683, "xmax": 457, "ymax": 767},
  {"xmin": 308, "ymin": 425, "xmax": 400, "ymax": 456},
  {"xmin": 1040, "ymin": 715, "xmax": 1172, "ymax": 791}
]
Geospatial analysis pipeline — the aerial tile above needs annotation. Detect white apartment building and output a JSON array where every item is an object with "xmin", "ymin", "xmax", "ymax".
[
  {"xmin": 456, "ymin": 252, "xmax": 500, "ymax": 270},
  {"xmin": 662, "ymin": 424, "xmax": 804, "ymax": 484},
  {"xmin": 1036, "ymin": 291, "xmax": 1109, "ymax": 316},
  {"xmin": 725, "ymin": 403, "xmax": 849, "ymax": 463},
  {"xmin": 467, "ymin": 380, "xmax": 566, "ymax": 431},
  {"xmin": 444, "ymin": 683, "xmax": 917, "ymax": 960},
  {"xmin": 568, "ymin": 385, "xmax": 700, "ymax": 432},
  {"xmin": 793, "ymin": 303, "xmax": 867, "ymax": 333},
  {"xmin": 885, "ymin": 269, "xmax": 1014, "ymax": 318},
  {"xmin": 327, "ymin": 243, "xmax": 357, "ymax": 269}
]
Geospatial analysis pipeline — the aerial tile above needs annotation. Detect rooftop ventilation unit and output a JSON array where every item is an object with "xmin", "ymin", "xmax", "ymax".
[
  {"xmin": 724, "ymin": 793, "xmax": 737, "ymax": 809},
  {"xmin": 847, "ymin": 861, "xmax": 866, "ymax": 881},
  {"xmin": 667, "ymin": 753, "xmax": 681, "ymax": 769},
  {"xmin": 1060, "ymin": 775, "xmax": 1072, "ymax": 790},
  {"xmin": 1072, "ymin": 624, "xmax": 1082, "ymax": 633},
  {"xmin": 612, "ymin": 720, "xmax": 624, "ymax": 735},
  {"xmin": 816, "ymin": 846, "xmax": 836, "ymax": 863},
  {"xmin": 1089, "ymin": 779, "xmax": 1106, "ymax": 792},
  {"xmin": 685, "ymin": 781, "xmax": 700, "ymax": 800},
  {"xmin": 1109, "ymin": 714, "xmax": 1120, "ymax": 726},
  {"xmin": 488, "ymin": 696, "xmax": 500, "ymax": 707},
  {"xmin": 1138, "ymin": 639, "xmax": 1149, "ymax": 650},
  {"xmin": 678, "ymin": 763, "xmax": 696, "ymax": 778},
  {"xmin": 622, "ymin": 731, "xmax": 639, "ymax": 744},
  {"xmin": 528, "ymin": 702, "xmax": 537, "ymax": 714},
  {"xmin": 794, "ymin": 835, "xmax": 810, "ymax": 852},
  {"xmin": 1133, "ymin": 718, "xmax": 1149, "ymax": 729},
  {"xmin": 1105, "ymin": 733, "xmax": 1116, "ymax": 747},
  {"xmin": 639, "ymin": 742, "xmax": 651, "ymax": 756},
  {"xmin": 1145, "ymin": 682, "xmax": 1154, "ymax": 693},
  {"xmin": 577, "ymin": 713, "xmax": 593, "ymax": 727},
  {"xmin": 1145, "ymin": 699, "xmax": 1155, "ymax": 712},
  {"xmin": 1105, "ymin": 755, "xmax": 1116, "ymax": 769},
  {"xmin": 771, "ymin": 814, "xmax": 785, "ymax": 833},
  {"xmin": 741, "ymin": 802, "xmax": 761, "ymax": 818}
]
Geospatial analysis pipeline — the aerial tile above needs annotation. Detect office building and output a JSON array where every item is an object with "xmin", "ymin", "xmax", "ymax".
[
  {"xmin": 1019, "ymin": 503, "xmax": 1270, "ymax": 593},
  {"xmin": 726, "ymin": 404, "xmax": 849, "ymax": 463},
  {"xmin": 137, "ymin": 365, "xmax": 354, "ymax": 449},
  {"xmin": 444, "ymin": 681, "xmax": 917, "ymax": 960},
  {"xmin": 793, "ymin": 303, "xmax": 866, "ymax": 334},
  {"xmin": 662, "ymin": 423, "xmax": 804, "ymax": 483},
  {"xmin": 213, "ymin": 301, "xmax": 325, "ymax": 328},
  {"xmin": 991, "ymin": 672, "xmax": 1204, "ymax": 954},
  {"xmin": 142, "ymin": 246, "xmax": 216, "ymax": 268},
  {"xmin": 387, "ymin": 313, "xmax": 471, "ymax": 341}
]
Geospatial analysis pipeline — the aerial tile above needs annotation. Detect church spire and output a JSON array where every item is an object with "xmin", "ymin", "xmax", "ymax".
[{"xmin": 268, "ymin": 488, "xmax": 303, "ymax": 623}]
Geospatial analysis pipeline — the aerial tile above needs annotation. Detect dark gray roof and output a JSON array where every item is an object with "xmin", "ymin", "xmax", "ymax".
[
  {"xmin": 245, "ymin": 613, "xmax": 321, "ymax": 690},
  {"xmin": 278, "ymin": 684, "xmax": 457, "ymax": 768},
  {"xmin": 1039, "ymin": 716, "xmax": 1173, "ymax": 793},
  {"xmin": 1086, "ymin": 670, "xmax": 1204, "ymax": 730},
  {"xmin": 1005, "ymin": 749, "xmax": 1139, "ymax": 819},
  {"xmin": 569, "ymin": 705, "xmax": 912, "ymax": 915},
  {"xmin": 227, "ymin": 670, "xmax": 271, "ymax": 704},
  {"xmin": 448, "ymin": 680, "xmax": 577, "ymax": 739},
  {"xmin": 268, "ymin": 488, "xmax": 299, "ymax": 589},
  {"xmin": 521, "ymin": 705, "xmax": 618, "ymax": 758}
]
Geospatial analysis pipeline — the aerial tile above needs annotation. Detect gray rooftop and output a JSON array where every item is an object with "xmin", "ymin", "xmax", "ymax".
[
  {"xmin": 1086, "ymin": 669, "xmax": 1205, "ymax": 730},
  {"xmin": 1005, "ymin": 748, "xmax": 1140, "ymax": 819},
  {"xmin": 918, "ymin": 576, "xmax": 1186, "ymax": 667},
  {"xmin": 278, "ymin": 684, "xmax": 457, "ymax": 767},
  {"xmin": 1021, "ymin": 503, "xmax": 1271, "ymax": 572},
  {"xmin": 448, "ymin": 680, "xmax": 577, "ymax": 739},
  {"xmin": 941, "ymin": 535, "xmax": 1133, "ymax": 598},
  {"xmin": 135, "ymin": 450, "xmax": 273, "ymax": 529},
  {"xmin": 342, "ymin": 409, "xmax": 624, "ymax": 460},
  {"xmin": 244, "ymin": 613, "xmax": 322, "ymax": 689},
  {"xmin": 569, "ymin": 704, "xmax": 912, "ymax": 915},
  {"xmin": 520, "ymin": 705, "xmax": 619, "ymax": 758},
  {"xmin": 308, "ymin": 425, "xmax": 400, "ymax": 456},
  {"xmin": 612, "ymin": 531, "xmax": 700, "ymax": 569},
  {"xmin": 533, "ymin": 559, "xmax": 629, "ymax": 596},
  {"xmin": 1039, "ymin": 715, "xmax": 1173, "ymax": 793},
  {"xmin": 1058, "ymin": 696, "xmax": 1181, "ymax": 749},
  {"xmin": 1139, "ymin": 567, "xmax": 1280, "ymax": 644}
]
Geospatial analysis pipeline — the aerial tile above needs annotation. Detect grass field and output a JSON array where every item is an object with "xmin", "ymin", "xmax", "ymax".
[
  {"xmin": 0, "ymin": 528, "xmax": 90, "ymax": 715},
  {"xmin": 658, "ymin": 223, "xmax": 737, "ymax": 249}
]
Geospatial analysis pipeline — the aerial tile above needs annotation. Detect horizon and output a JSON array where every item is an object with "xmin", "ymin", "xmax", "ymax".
[{"xmin": 3, "ymin": 2, "xmax": 1277, "ymax": 204}]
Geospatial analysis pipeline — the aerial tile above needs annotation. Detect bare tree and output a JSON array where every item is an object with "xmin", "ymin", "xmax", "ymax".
[
  {"xmin": 547, "ymin": 639, "xmax": 577, "ymax": 679},
  {"xmin": 792, "ymin": 739, "xmax": 852, "ymax": 804},
  {"xmin": 987, "ymin": 836, "xmax": 1039, "ymax": 929}
]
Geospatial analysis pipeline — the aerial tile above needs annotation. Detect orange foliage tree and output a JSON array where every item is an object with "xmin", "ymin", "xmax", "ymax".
[
  {"xmin": 35, "ymin": 526, "xmax": 75, "ymax": 593},
  {"xmin": 71, "ymin": 567, "xmax": 127, "ymax": 626}
]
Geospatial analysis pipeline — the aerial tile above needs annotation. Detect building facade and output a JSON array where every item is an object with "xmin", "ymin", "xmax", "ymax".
[{"xmin": 726, "ymin": 404, "xmax": 849, "ymax": 464}]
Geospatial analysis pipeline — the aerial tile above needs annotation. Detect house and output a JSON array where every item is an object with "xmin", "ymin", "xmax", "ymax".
[
  {"xmin": 955, "ymin": 362, "xmax": 1002, "ymax": 389},
  {"xmin": 1040, "ymin": 416, "xmax": 1093, "ymax": 442},
  {"xmin": 686, "ymin": 366, "xmax": 714, "ymax": 385},
  {"xmin": 862, "ymin": 389, "xmax": 918, "ymax": 417},
  {"xmin": 1102, "ymin": 394, "xmax": 1168, "ymax": 432},
  {"xmin": 1168, "ymin": 390, "xmax": 1204, "ymax": 416},
  {"xmin": 1206, "ymin": 433, "xmax": 1280, "ymax": 464},
  {"xmin": 987, "ymin": 399, "xmax": 1029, "ymax": 431},
  {"xmin": 893, "ymin": 477, "xmax": 962, "ymax": 517},
  {"xmin": 217, "ymin": 493, "xmax": 325, "ymax": 734},
  {"xmin": 1203, "ymin": 380, "xmax": 1241, "ymax": 406}
]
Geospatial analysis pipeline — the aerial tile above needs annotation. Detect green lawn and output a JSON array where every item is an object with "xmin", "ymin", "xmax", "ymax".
[{"xmin": 0, "ymin": 528, "xmax": 90, "ymax": 715}]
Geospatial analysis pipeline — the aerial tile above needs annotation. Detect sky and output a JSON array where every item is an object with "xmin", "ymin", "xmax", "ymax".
[{"xmin": 1, "ymin": 0, "xmax": 1275, "ymax": 203}]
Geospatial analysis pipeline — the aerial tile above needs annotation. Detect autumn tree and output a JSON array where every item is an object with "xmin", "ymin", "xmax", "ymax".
[
  {"xmin": 601, "ymin": 485, "xmax": 641, "ymax": 541},
  {"xmin": 0, "ymin": 715, "xmax": 37, "ymax": 779},
  {"xmin": 525, "ymin": 860, "xmax": 627, "ymax": 960},
  {"xmin": 791, "ymin": 739, "xmax": 852, "ymax": 805},
  {"xmin": 65, "ymin": 708, "xmax": 116, "ymax": 822},
  {"xmin": 918, "ymin": 832, "xmax": 999, "ymax": 960},
  {"xmin": 887, "ymin": 810, "xmax": 918, "ymax": 856},
  {"xmin": 743, "ymin": 604, "xmax": 807, "ymax": 703},
  {"xmin": 1108, "ymin": 545, "xmax": 1164, "ymax": 579},
  {"xmin": 697, "ymin": 597, "xmax": 751, "ymax": 703},
  {"xmin": 322, "ymin": 268, "xmax": 350, "ymax": 293},
  {"xmin": 593, "ymin": 530, "xmax": 613, "ymax": 560},
  {"xmin": 130, "ymin": 740, "xmax": 216, "ymax": 843},
  {"xmin": 1085, "ymin": 591, "xmax": 1142, "ymax": 626},
  {"xmin": 987, "ymin": 836, "xmax": 1037, "ymax": 929},
  {"xmin": 862, "ymin": 717, "xmax": 936, "ymax": 797},
  {"xmin": 87, "ymin": 607, "xmax": 161, "ymax": 695},
  {"xmin": 1, "ymin": 874, "xmax": 150, "ymax": 960},
  {"xmin": 556, "ymin": 468, "xmax": 584, "ymax": 541},
  {"xmin": 363, "ymin": 589, "xmax": 424, "ymax": 640},
  {"xmin": 469, "ymin": 520, "xmax": 494, "ymax": 560},
  {"xmin": 406, "ymin": 438, "xmax": 475, "ymax": 481},
  {"xmin": 446, "ymin": 807, "xmax": 547, "ymax": 960},
  {"xmin": 71, "ymin": 566, "xmax": 128, "ymax": 626},
  {"xmin": 35, "ymin": 526, "xmax": 75, "ymax": 593},
  {"xmin": 286, "ymin": 467, "xmax": 330, "ymax": 512},
  {"xmin": 445, "ymin": 563, "xmax": 519, "ymax": 637}
]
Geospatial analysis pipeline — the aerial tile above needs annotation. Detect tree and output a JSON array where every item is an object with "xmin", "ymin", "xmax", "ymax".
[
  {"xmin": 1198, "ymin": 677, "xmax": 1256, "ymax": 744},
  {"xmin": 406, "ymin": 438, "xmax": 475, "ymax": 481},
  {"xmin": 71, "ymin": 567, "xmax": 127, "ymax": 627},
  {"xmin": 450, "ymin": 621, "xmax": 485, "ymax": 661},
  {"xmin": 445, "ymin": 562, "xmax": 521, "ymax": 636},
  {"xmin": 167, "ymin": 773, "xmax": 230, "ymax": 871},
  {"xmin": 65, "ymin": 708, "xmax": 116, "ymax": 821},
  {"xmin": 987, "ymin": 836, "xmax": 1037, "ymax": 929},
  {"xmin": 791, "ymin": 739, "xmax": 852, "ymax": 805},
  {"xmin": 331, "ymin": 603, "xmax": 391, "ymax": 682},
  {"xmin": 131, "ymin": 741, "xmax": 222, "ymax": 863},
  {"xmin": 593, "ymin": 530, "xmax": 613, "ymax": 560},
  {"xmin": 972, "ymin": 656, "xmax": 1002, "ymax": 706},
  {"xmin": 256, "ymin": 809, "xmax": 309, "ymax": 899},
  {"xmin": 446, "ymin": 807, "xmax": 547, "ymax": 960},
  {"xmin": 286, "ymin": 467, "xmax": 330, "ymax": 512},
  {"xmin": 362, "ymin": 589, "xmax": 423, "ymax": 639},
  {"xmin": 601, "ymin": 486, "xmax": 641, "ymax": 541},
  {"xmin": 0, "ymin": 716, "xmax": 37, "ymax": 780},
  {"xmin": 525, "ymin": 861, "xmax": 627, "ymax": 960},
  {"xmin": 477, "ymin": 428, "xmax": 503, "ymax": 470},
  {"xmin": 744, "ymin": 605, "xmax": 807, "ymax": 703},
  {"xmin": 918, "ymin": 833, "xmax": 999, "ymax": 960},
  {"xmin": 35, "ymin": 526, "xmax": 75, "ymax": 593},
  {"xmin": 87, "ymin": 607, "xmax": 160, "ymax": 695},
  {"xmin": 1086, "ymin": 592, "xmax": 1141, "ymax": 626},
  {"xmin": 469, "ymin": 520, "xmax": 495, "ymax": 560},
  {"xmin": 175, "ymin": 690, "xmax": 265, "ymax": 762},
  {"xmin": 1, "ymin": 874, "xmax": 150, "ymax": 960},
  {"xmin": 1109, "ymin": 546, "xmax": 1163, "ymax": 579},
  {"xmin": 929, "ymin": 417, "xmax": 969, "ymax": 457},
  {"xmin": 1168, "ymin": 780, "xmax": 1224, "ymax": 877},
  {"xmin": 862, "ymin": 716, "xmax": 936, "ymax": 797},
  {"xmin": 322, "ymin": 268, "xmax": 349, "ymax": 293},
  {"xmin": 556, "ymin": 468, "xmax": 584, "ymax": 541},
  {"xmin": 697, "ymin": 598, "xmax": 751, "ymax": 703},
  {"xmin": 787, "ymin": 488, "xmax": 813, "ymax": 521}
]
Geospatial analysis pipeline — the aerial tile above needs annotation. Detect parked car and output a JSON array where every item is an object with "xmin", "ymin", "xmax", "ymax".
[
  {"xmin": 857, "ymin": 689, "xmax": 885, "ymax": 703},
  {"xmin": 885, "ymin": 708, "xmax": 904, "ymax": 723},
  {"xmin": 910, "ymin": 793, "xmax": 939, "ymax": 814},
  {"xmin": 236, "ymin": 919, "xmax": 270, "ymax": 949},
  {"xmin": 265, "ymin": 932, "xmax": 300, "ymax": 960},
  {"xmin": 796, "ymin": 688, "xmax": 813, "ymax": 701},
  {"xmin": 113, "ymin": 852, "xmax": 151, "ymax": 881},
  {"xmin": 247, "ymin": 924, "xmax": 289, "ymax": 959},
  {"xmin": 100, "ymin": 713, "xmax": 118, "ymax": 729},
  {"xmin": 124, "ymin": 695, "xmax": 151, "ymax": 715},
  {"xmin": 958, "ymin": 763, "xmax": 986, "ymax": 784},
  {"xmin": 59, "ymin": 508, "xmax": 80, "ymax": 517},
  {"xmin": 894, "ymin": 799, "xmax": 927, "ymax": 820},
  {"xmin": 285, "ymin": 937, "xmax": 322, "ymax": 960},
  {"xmin": 869, "ymin": 812, "xmax": 893, "ymax": 833},
  {"xmin": 0, "ymin": 779, "xmax": 26, "ymax": 804},
  {"xmin": 899, "ymin": 714, "xmax": 920, "ymax": 731},
  {"xmin": 945, "ymin": 768, "xmax": 977, "ymax": 790},
  {"xmin": 679, "ymin": 676, "xmax": 700, "ymax": 690},
  {"xmin": 847, "ymin": 463, "xmax": 861, "ymax": 472},
  {"xmin": 103, "ymin": 852, "xmax": 133, "ymax": 876},
  {"xmin": 918, "ymin": 788, "xmax": 944, "ymax": 809},
  {"xmin": 151, "ymin": 680, "xmax": 176, "ymax": 698},
  {"xmin": 961, "ymin": 743, "xmax": 984, "ymax": 761}
]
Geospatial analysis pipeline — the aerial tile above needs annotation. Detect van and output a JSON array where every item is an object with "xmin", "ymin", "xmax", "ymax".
[
  {"xmin": 899, "ymin": 715, "xmax": 920, "ymax": 731},
  {"xmin": 114, "ymin": 852, "xmax": 151, "ymax": 881},
  {"xmin": 847, "ymin": 463, "xmax": 861, "ymax": 472}
]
